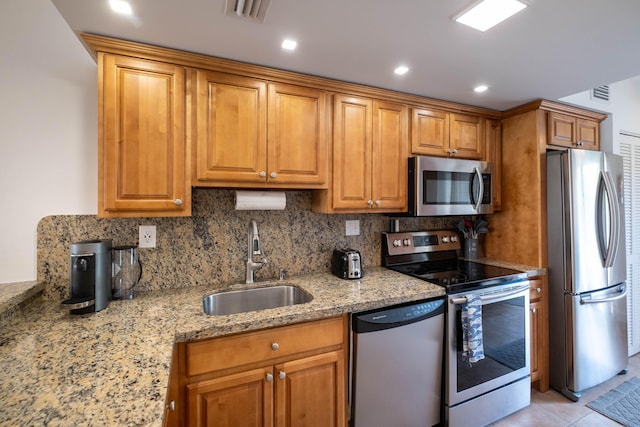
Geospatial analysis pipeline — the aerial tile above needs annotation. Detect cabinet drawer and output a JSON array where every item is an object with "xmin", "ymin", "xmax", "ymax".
[
  {"xmin": 529, "ymin": 278, "xmax": 543, "ymax": 301},
  {"xmin": 186, "ymin": 317, "xmax": 344, "ymax": 377}
]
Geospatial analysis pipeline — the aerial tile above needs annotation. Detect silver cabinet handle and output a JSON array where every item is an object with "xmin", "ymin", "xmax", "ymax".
[
  {"xmin": 167, "ymin": 400, "xmax": 175, "ymax": 412},
  {"xmin": 531, "ymin": 307, "xmax": 537, "ymax": 313},
  {"xmin": 266, "ymin": 373, "xmax": 274, "ymax": 382},
  {"xmin": 279, "ymin": 371, "xmax": 286, "ymax": 380},
  {"xmin": 259, "ymin": 171, "xmax": 267, "ymax": 177},
  {"xmin": 367, "ymin": 200, "xmax": 374, "ymax": 206},
  {"xmin": 174, "ymin": 199, "xmax": 182, "ymax": 206},
  {"xmin": 375, "ymin": 200, "xmax": 381, "ymax": 206},
  {"xmin": 270, "ymin": 172, "xmax": 277, "ymax": 178},
  {"xmin": 271, "ymin": 342, "xmax": 279, "ymax": 351},
  {"xmin": 536, "ymin": 287, "xmax": 541, "ymax": 293}
]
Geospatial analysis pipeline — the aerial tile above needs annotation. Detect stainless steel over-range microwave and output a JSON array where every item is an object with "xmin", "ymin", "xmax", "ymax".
[{"xmin": 407, "ymin": 156, "xmax": 493, "ymax": 216}]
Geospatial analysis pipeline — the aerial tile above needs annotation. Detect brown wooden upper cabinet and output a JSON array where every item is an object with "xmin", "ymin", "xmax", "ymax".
[
  {"xmin": 411, "ymin": 108, "xmax": 484, "ymax": 159},
  {"xmin": 193, "ymin": 70, "xmax": 328, "ymax": 188},
  {"xmin": 99, "ymin": 54, "xmax": 190, "ymax": 218},
  {"xmin": 547, "ymin": 112, "xmax": 600, "ymax": 150},
  {"xmin": 313, "ymin": 95, "xmax": 408, "ymax": 213}
]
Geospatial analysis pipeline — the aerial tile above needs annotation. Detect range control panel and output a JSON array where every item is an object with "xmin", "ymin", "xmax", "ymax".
[{"xmin": 383, "ymin": 230, "xmax": 460, "ymax": 256}]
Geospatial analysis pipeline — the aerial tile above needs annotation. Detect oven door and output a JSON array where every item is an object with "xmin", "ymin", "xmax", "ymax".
[{"xmin": 446, "ymin": 281, "xmax": 530, "ymax": 406}]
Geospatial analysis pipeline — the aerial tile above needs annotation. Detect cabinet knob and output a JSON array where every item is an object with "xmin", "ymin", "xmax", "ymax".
[
  {"xmin": 259, "ymin": 171, "xmax": 267, "ymax": 178},
  {"xmin": 266, "ymin": 373, "xmax": 274, "ymax": 382},
  {"xmin": 367, "ymin": 200, "xmax": 374, "ymax": 206},
  {"xmin": 375, "ymin": 200, "xmax": 381, "ymax": 206},
  {"xmin": 270, "ymin": 172, "xmax": 277, "ymax": 179},
  {"xmin": 174, "ymin": 199, "xmax": 182, "ymax": 206},
  {"xmin": 531, "ymin": 307, "xmax": 537, "ymax": 313},
  {"xmin": 536, "ymin": 287, "xmax": 541, "ymax": 293},
  {"xmin": 166, "ymin": 400, "xmax": 175, "ymax": 412},
  {"xmin": 271, "ymin": 342, "xmax": 279, "ymax": 351},
  {"xmin": 279, "ymin": 371, "xmax": 286, "ymax": 380}
]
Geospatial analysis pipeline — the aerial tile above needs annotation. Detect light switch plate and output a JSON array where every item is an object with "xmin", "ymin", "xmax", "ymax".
[
  {"xmin": 345, "ymin": 220, "xmax": 360, "ymax": 236},
  {"xmin": 139, "ymin": 225, "xmax": 156, "ymax": 248}
]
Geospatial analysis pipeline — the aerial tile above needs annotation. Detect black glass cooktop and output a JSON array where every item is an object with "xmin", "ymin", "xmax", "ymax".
[{"xmin": 388, "ymin": 260, "xmax": 527, "ymax": 293}]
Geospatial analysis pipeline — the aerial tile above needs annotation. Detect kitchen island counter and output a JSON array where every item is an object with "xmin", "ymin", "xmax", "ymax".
[{"xmin": 0, "ymin": 267, "xmax": 446, "ymax": 426}]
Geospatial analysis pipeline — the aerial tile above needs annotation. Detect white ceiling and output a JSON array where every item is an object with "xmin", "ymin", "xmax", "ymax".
[{"xmin": 50, "ymin": 0, "xmax": 640, "ymax": 111}]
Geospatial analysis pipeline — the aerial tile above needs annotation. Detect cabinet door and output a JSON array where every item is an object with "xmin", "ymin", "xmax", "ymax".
[
  {"xmin": 410, "ymin": 108, "xmax": 449, "ymax": 156},
  {"xmin": 450, "ymin": 113, "xmax": 483, "ymax": 159},
  {"xmin": 195, "ymin": 71, "xmax": 267, "ymax": 184},
  {"xmin": 548, "ymin": 112, "xmax": 576, "ymax": 147},
  {"xmin": 576, "ymin": 118, "xmax": 600, "ymax": 150},
  {"xmin": 485, "ymin": 119, "xmax": 502, "ymax": 211},
  {"xmin": 101, "ymin": 54, "xmax": 188, "ymax": 217},
  {"xmin": 275, "ymin": 350, "xmax": 346, "ymax": 427},
  {"xmin": 332, "ymin": 95, "xmax": 372, "ymax": 209},
  {"xmin": 186, "ymin": 366, "xmax": 274, "ymax": 427},
  {"xmin": 372, "ymin": 101, "xmax": 408, "ymax": 211},
  {"xmin": 267, "ymin": 84, "xmax": 327, "ymax": 187}
]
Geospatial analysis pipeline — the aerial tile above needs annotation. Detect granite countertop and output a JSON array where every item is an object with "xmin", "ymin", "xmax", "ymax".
[
  {"xmin": 0, "ymin": 267, "xmax": 446, "ymax": 426},
  {"xmin": 0, "ymin": 261, "xmax": 541, "ymax": 426}
]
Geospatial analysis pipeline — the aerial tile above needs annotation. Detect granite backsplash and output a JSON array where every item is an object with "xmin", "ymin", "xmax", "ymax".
[{"xmin": 38, "ymin": 189, "xmax": 457, "ymax": 300}]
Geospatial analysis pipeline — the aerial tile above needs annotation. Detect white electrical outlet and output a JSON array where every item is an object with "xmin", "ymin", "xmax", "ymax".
[
  {"xmin": 345, "ymin": 220, "xmax": 360, "ymax": 236},
  {"xmin": 139, "ymin": 225, "xmax": 156, "ymax": 248}
]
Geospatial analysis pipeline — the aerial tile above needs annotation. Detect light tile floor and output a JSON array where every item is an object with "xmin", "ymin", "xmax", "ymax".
[{"xmin": 492, "ymin": 353, "xmax": 640, "ymax": 426}]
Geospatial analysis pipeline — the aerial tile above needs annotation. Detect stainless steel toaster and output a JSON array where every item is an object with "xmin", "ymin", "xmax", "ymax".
[{"xmin": 331, "ymin": 249, "xmax": 363, "ymax": 279}]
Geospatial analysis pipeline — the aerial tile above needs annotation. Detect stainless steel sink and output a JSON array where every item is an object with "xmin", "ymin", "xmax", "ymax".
[{"xmin": 202, "ymin": 285, "xmax": 313, "ymax": 315}]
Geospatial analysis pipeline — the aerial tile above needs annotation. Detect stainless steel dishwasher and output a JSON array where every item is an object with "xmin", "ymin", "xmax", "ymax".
[{"xmin": 350, "ymin": 296, "xmax": 445, "ymax": 427}]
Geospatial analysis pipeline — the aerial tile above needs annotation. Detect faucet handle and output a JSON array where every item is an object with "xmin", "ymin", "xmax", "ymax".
[{"xmin": 279, "ymin": 268, "xmax": 288, "ymax": 280}]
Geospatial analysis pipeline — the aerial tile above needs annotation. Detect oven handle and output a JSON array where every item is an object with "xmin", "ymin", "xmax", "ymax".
[{"xmin": 449, "ymin": 283, "xmax": 530, "ymax": 305}]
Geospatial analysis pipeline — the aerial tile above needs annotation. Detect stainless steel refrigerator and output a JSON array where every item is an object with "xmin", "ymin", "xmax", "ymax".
[{"xmin": 547, "ymin": 149, "xmax": 628, "ymax": 402}]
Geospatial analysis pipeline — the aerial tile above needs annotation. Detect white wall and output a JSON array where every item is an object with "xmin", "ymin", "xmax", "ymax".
[
  {"xmin": 561, "ymin": 76, "xmax": 640, "ymax": 151},
  {"xmin": 0, "ymin": 0, "xmax": 97, "ymax": 283}
]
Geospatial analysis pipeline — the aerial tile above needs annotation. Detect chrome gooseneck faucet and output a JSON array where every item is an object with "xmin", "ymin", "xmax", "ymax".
[{"xmin": 246, "ymin": 220, "xmax": 268, "ymax": 284}]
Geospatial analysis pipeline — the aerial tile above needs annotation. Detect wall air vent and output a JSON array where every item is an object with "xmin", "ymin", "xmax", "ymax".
[
  {"xmin": 591, "ymin": 85, "xmax": 610, "ymax": 103},
  {"xmin": 225, "ymin": 0, "xmax": 271, "ymax": 23}
]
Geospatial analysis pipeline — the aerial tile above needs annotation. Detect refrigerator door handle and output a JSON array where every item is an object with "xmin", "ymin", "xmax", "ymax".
[
  {"xmin": 598, "ymin": 171, "xmax": 620, "ymax": 268},
  {"xmin": 472, "ymin": 166, "xmax": 484, "ymax": 212},
  {"xmin": 580, "ymin": 285, "xmax": 627, "ymax": 305}
]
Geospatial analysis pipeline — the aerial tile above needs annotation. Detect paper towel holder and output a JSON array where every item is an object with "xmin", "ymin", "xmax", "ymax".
[{"xmin": 234, "ymin": 190, "xmax": 286, "ymax": 211}]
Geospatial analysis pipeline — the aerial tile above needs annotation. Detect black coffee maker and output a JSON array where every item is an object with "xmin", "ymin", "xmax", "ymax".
[{"xmin": 61, "ymin": 239, "xmax": 112, "ymax": 314}]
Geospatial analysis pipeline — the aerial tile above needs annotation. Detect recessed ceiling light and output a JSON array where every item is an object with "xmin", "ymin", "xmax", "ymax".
[
  {"xmin": 454, "ymin": 0, "xmax": 527, "ymax": 32},
  {"xmin": 109, "ymin": 0, "xmax": 132, "ymax": 15},
  {"xmin": 394, "ymin": 66, "xmax": 409, "ymax": 75},
  {"xmin": 281, "ymin": 39, "xmax": 297, "ymax": 51},
  {"xmin": 474, "ymin": 85, "xmax": 489, "ymax": 93}
]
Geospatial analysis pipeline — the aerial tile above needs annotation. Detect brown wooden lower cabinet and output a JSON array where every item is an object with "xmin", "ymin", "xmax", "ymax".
[
  {"xmin": 528, "ymin": 277, "xmax": 549, "ymax": 391},
  {"xmin": 169, "ymin": 316, "xmax": 348, "ymax": 427}
]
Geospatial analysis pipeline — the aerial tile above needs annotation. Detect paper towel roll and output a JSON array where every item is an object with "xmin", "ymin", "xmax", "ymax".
[{"xmin": 234, "ymin": 191, "xmax": 286, "ymax": 210}]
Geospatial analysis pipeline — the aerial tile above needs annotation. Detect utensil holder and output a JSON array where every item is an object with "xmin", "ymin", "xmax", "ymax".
[{"xmin": 463, "ymin": 238, "xmax": 483, "ymax": 259}]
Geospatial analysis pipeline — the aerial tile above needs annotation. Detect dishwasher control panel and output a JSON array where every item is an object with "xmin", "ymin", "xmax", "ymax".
[{"xmin": 352, "ymin": 297, "xmax": 445, "ymax": 333}]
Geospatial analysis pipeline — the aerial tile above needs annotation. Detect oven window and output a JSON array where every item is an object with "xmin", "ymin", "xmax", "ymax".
[{"xmin": 455, "ymin": 295, "xmax": 526, "ymax": 392}]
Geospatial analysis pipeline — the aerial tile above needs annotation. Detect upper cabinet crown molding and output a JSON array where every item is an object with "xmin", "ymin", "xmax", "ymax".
[
  {"xmin": 80, "ymin": 33, "xmax": 501, "ymax": 119},
  {"xmin": 502, "ymin": 99, "xmax": 608, "ymax": 122}
]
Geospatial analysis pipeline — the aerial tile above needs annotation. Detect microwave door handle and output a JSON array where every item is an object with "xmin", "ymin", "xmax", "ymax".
[{"xmin": 472, "ymin": 166, "xmax": 484, "ymax": 212}]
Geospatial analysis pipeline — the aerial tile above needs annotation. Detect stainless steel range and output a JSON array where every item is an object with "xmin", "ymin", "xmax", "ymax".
[{"xmin": 382, "ymin": 230, "xmax": 531, "ymax": 427}]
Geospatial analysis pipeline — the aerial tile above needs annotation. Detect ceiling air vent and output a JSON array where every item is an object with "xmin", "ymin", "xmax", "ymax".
[
  {"xmin": 225, "ymin": 0, "xmax": 271, "ymax": 23},
  {"xmin": 591, "ymin": 85, "xmax": 610, "ymax": 103}
]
